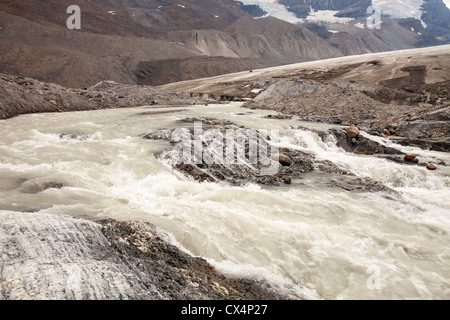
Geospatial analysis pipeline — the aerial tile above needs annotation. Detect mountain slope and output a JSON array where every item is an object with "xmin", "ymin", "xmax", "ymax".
[
  {"xmin": 237, "ymin": 0, "xmax": 450, "ymax": 47},
  {"xmin": 0, "ymin": 3, "xmax": 342, "ymax": 87},
  {"xmin": 0, "ymin": 0, "xmax": 449, "ymax": 87},
  {"xmin": 0, "ymin": 0, "xmax": 246, "ymax": 36}
]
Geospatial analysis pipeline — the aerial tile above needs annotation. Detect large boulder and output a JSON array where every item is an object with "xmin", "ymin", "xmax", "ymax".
[
  {"xmin": 404, "ymin": 154, "xmax": 417, "ymax": 162},
  {"xmin": 278, "ymin": 153, "xmax": 294, "ymax": 166},
  {"xmin": 346, "ymin": 125, "xmax": 360, "ymax": 139}
]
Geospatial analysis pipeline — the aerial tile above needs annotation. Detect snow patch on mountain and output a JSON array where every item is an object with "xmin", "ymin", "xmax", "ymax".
[
  {"xmin": 235, "ymin": 0, "xmax": 447, "ymax": 26},
  {"xmin": 235, "ymin": 0, "xmax": 303, "ymax": 24}
]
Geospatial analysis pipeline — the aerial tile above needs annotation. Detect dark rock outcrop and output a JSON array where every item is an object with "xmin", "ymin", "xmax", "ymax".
[
  {"xmin": 330, "ymin": 177, "xmax": 396, "ymax": 193},
  {"xmin": 236, "ymin": 1, "xmax": 266, "ymax": 17},
  {"xmin": 396, "ymin": 120, "xmax": 449, "ymax": 139},
  {"xmin": 391, "ymin": 136, "xmax": 450, "ymax": 153},
  {"xmin": 421, "ymin": 0, "xmax": 450, "ymax": 43},
  {"xmin": 325, "ymin": 129, "xmax": 403, "ymax": 155}
]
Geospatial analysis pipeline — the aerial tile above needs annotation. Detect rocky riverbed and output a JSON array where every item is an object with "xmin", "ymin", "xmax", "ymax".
[{"xmin": 143, "ymin": 116, "xmax": 401, "ymax": 192}]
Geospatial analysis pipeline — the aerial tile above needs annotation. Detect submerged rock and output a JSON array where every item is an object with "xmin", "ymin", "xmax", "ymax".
[
  {"xmin": 19, "ymin": 180, "xmax": 66, "ymax": 194},
  {"xmin": 59, "ymin": 132, "xmax": 92, "ymax": 141},
  {"xmin": 41, "ymin": 182, "xmax": 65, "ymax": 191},
  {"xmin": 176, "ymin": 164, "xmax": 217, "ymax": 183},
  {"xmin": 265, "ymin": 114, "xmax": 293, "ymax": 120},
  {"xmin": 142, "ymin": 129, "xmax": 172, "ymax": 141},
  {"xmin": 330, "ymin": 177, "xmax": 395, "ymax": 193}
]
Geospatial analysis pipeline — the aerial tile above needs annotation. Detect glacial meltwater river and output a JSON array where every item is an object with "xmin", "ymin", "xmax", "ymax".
[{"xmin": 0, "ymin": 103, "xmax": 449, "ymax": 300}]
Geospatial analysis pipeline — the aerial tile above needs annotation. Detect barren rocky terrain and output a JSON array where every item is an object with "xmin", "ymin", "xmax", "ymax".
[
  {"xmin": 0, "ymin": 73, "xmax": 202, "ymax": 119},
  {"xmin": 161, "ymin": 45, "xmax": 450, "ymax": 151}
]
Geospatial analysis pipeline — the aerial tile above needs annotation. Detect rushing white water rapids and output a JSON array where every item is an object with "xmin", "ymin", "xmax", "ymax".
[{"xmin": 1, "ymin": 102, "xmax": 449, "ymax": 300}]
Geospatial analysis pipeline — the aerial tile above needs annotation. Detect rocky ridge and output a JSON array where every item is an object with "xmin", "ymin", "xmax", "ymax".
[{"xmin": 0, "ymin": 73, "xmax": 203, "ymax": 120}]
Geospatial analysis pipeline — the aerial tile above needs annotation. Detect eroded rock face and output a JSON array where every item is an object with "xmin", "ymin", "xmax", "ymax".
[{"xmin": 0, "ymin": 211, "xmax": 287, "ymax": 300}]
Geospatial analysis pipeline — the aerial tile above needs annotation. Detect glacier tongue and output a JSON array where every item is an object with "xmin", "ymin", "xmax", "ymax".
[
  {"xmin": 373, "ymin": 0, "xmax": 427, "ymax": 28},
  {"xmin": 233, "ymin": 0, "xmax": 303, "ymax": 24},
  {"xmin": 373, "ymin": 0, "xmax": 424, "ymax": 20}
]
